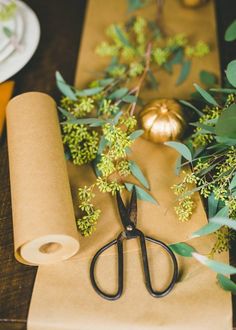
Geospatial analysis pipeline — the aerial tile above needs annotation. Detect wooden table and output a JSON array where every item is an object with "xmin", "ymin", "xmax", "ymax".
[{"xmin": 0, "ymin": 1, "xmax": 235, "ymax": 329}]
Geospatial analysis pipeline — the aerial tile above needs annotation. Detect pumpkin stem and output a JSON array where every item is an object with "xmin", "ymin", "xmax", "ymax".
[{"xmin": 160, "ymin": 104, "xmax": 168, "ymax": 113}]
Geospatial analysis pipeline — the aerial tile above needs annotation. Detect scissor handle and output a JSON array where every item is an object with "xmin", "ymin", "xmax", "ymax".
[
  {"xmin": 90, "ymin": 239, "xmax": 123, "ymax": 301},
  {"xmin": 140, "ymin": 234, "xmax": 178, "ymax": 298}
]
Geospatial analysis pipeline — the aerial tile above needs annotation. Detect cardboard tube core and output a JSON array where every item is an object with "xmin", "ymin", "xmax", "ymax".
[{"xmin": 39, "ymin": 242, "xmax": 62, "ymax": 254}]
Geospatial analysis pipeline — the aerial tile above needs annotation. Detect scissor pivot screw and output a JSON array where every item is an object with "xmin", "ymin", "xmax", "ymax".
[{"xmin": 126, "ymin": 225, "xmax": 133, "ymax": 231}]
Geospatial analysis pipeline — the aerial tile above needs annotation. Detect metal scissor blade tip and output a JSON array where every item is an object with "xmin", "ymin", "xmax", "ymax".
[{"xmin": 128, "ymin": 186, "xmax": 137, "ymax": 225}]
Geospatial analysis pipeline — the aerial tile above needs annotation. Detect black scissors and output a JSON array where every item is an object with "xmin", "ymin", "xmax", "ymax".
[{"xmin": 90, "ymin": 188, "xmax": 178, "ymax": 300}]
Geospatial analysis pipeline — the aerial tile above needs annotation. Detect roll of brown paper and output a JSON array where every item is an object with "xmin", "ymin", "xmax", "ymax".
[{"xmin": 6, "ymin": 92, "xmax": 80, "ymax": 265}]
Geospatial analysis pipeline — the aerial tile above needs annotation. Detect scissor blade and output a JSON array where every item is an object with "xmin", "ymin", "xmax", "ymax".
[
  {"xmin": 116, "ymin": 191, "xmax": 133, "ymax": 229},
  {"xmin": 128, "ymin": 187, "xmax": 137, "ymax": 226}
]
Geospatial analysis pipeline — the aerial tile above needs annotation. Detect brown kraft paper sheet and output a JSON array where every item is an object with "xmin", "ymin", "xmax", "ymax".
[{"xmin": 28, "ymin": 0, "xmax": 232, "ymax": 329}]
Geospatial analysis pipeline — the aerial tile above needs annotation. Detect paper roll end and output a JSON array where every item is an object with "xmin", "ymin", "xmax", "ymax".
[{"xmin": 16, "ymin": 235, "xmax": 80, "ymax": 266}]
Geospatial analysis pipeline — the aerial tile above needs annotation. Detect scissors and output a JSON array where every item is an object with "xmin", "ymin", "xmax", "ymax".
[{"xmin": 90, "ymin": 188, "xmax": 178, "ymax": 300}]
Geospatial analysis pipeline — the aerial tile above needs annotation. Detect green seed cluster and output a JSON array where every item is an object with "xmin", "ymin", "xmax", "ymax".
[{"xmin": 172, "ymin": 94, "xmax": 236, "ymax": 255}]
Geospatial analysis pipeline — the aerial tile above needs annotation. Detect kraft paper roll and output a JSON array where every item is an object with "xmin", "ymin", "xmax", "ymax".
[{"xmin": 6, "ymin": 92, "xmax": 80, "ymax": 265}]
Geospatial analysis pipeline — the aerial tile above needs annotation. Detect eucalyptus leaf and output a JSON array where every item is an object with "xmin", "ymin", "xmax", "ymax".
[
  {"xmin": 225, "ymin": 20, "xmax": 236, "ymax": 42},
  {"xmin": 110, "ymin": 110, "xmax": 123, "ymax": 125},
  {"xmin": 164, "ymin": 141, "xmax": 192, "ymax": 162},
  {"xmin": 210, "ymin": 217, "xmax": 236, "ymax": 231},
  {"xmin": 199, "ymin": 70, "xmax": 217, "ymax": 87},
  {"xmin": 196, "ymin": 206, "xmax": 229, "ymax": 236},
  {"xmin": 64, "ymin": 118, "xmax": 105, "ymax": 126},
  {"xmin": 191, "ymin": 222, "xmax": 222, "ymax": 238},
  {"xmin": 125, "ymin": 183, "xmax": 158, "ymax": 204},
  {"xmin": 114, "ymin": 25, "xmax": 132, "ymax": 47},
  {"xmin": 56, "ymin": 71, "xmax": 77, "ymax": 101},
  {"xmin": 208, "ymin": 193, "xmax": 219, "ymax": 218},
  {"xmin": 210, "ymin": 88, "xmax": 236, "ymax": 94},
  {"xmin": 127, "ymin": 0, "xmax": 147, "ymax": 12},
  {"xmin": 58, "ymin": 106, "xmax": 76, "ymax": 120},
  {"xmin": 215, "ymin": 136, "xmax": 236, "ymax": 145},
  {"xmin": 179, "ymin": 100, "xmax": 203, "ymax": 117},
  {"xmin": 98, "ymin": 78, "xmax": 114, "ymax": 87},
  {"xmin": 97, "ymin": 136, "xmax": 108, "ymax": 154},
  {"xmin": 190, "ymin": 122, "xmax": 215, "ymax": 134},
  {"xmin": 129, "ymin": 160, "xmax": 149, "ymax": 189},
  {"xmin": 163, "ymin": 62, "xmax": 172, "ymax": 74},
  {"xmin": 169, "ymin": 242, "xmax": 196, "ymax": 257},
  {"xmin": 176, "ymin": 60, "xmax": 191, "ymax": 86},
  {"xmin": 193, "ymin": 253, "xmax": 236, "ymax": 275},
  {"xmin": 129, "ymin": 129, "xmax": 144, "ymax": 140},
  {"xmin": 169, "ymin": 48, "xmax": 184, "ymax": 65},
  {"xmin": 193, "ymin": 83, "xmax": 219, "ymax": 106},
  {"xmin": 215, "ymin": 104, "xmax": 236, "ymax": 138},
  {"xmin": 147, "ymin": 69, "xmax": 158, "ymax": 88},
  {"xmin": 76, "ymin": 86, "xmax": 104, "ymax": 97},
  {"xmin": 122, "ymin": 94, "xmax": 137, "ymax": 103},
  {"xmin": 92, "ymin": 155, "xmax": 102, "ymax": 178},
  {"xmin": 229, "ymin": 174, "xmax": 236, "ymax": 190},
  {"xmin": 217, "ymin": 274, "xmax": 236, "ymax": 294},
  {"xmin": 226, "ymin": 60, "xmax": 236, "ymax": 87},
  {"xmin": 109, "ymin": 88, "xmax": 129, "ymax": 100},
  {"xmin": 175, "ymin": 155, "xmax": 182, "ymax": 176}
]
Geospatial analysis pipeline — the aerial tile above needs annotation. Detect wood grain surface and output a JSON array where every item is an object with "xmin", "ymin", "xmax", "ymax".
[
  {"xmin": 0, "ymin": 1, "xmax": 86, "ymax": 329},
  {"xmin": 0, "ymin": 1, "xmax": 235, "ymax": 329}
]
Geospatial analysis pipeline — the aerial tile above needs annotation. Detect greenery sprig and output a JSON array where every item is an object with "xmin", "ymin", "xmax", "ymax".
[
  {"xmin": 166, "ymin": 19, "xmax": 236, "ymax": 293},
  {"xmin": 56, "ymin": 44, "xmax": 156, "ymax": 236},
  {"xmin": 96, "ymin": 15, "xmax": 210, "ymax": 88}
]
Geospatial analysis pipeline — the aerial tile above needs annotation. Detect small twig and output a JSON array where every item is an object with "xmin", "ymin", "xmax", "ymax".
[
  {"xmin": 129, "ymin": 42, "xmax": 152, "ymax": 116},
  {"xmin": 156, "ymin": 0, "xmax": 164, "ymax": 22},
  {"xmin": 156, "ymin": 0, "xmax": 165, "ymax": 36}
]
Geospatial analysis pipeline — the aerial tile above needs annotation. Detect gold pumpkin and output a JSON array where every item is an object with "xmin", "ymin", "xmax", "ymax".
[
  {"xmin": 180, "ymin": 0, "xmax": 209, "ymax": 8},
  {"xmin": 139, "ymin": 99, "xmax": 186, "ymax": 143}
]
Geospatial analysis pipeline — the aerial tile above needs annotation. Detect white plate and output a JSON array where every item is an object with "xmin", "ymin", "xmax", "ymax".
[
  {"xmin": 0, "ymin": 9, "xmax": 24, "ymax": 62},
  {"xmin": 0, "ymin": 0, "xmax": 40, "ymax": 83}
]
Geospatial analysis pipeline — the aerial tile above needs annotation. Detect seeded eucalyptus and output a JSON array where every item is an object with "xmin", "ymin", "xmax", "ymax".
[
  {"xmin": 96, "ymin": 16, "xmax": 210, "ymax": 87},
  {"xmin": 56, "ymin": 66, "xmax": 155, "ymax": 236}
]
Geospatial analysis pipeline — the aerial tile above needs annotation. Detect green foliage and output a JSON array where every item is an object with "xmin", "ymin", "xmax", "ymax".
[
  {"xmin": 127, "ymin": 0, "xmax": 148, "ymax": 12},
  {"xmin": 58, "ymin": 71, "xmax": 152, "ymax": 236},
  {"xmin": 200, "ymin": 70, "xmax": 217, "ymax": 87},
  {"xmin": 168, "ymin": 87, "xmax": 236, "ymax": 256},
  {"xmin": 95, "ymin": 16, "xmax": 210, "ymax": 87},
  {"xmin": 0, "ymin": 1, "xmax": 16, "ymax": 21},
  {"xmin": 3, "ymin": 26, "xmax": 12, "ymax": 38},
  {"xmin": 217, "ymin": 274, "xmax": 236, "ymax": 294},
  {"xmin": 224, "ymin": 20, "xmax": 236, "ymax": 42},
  {"xmin": 169, "ymin": 242, "xmax": 196, "ymax": 257},
  {"xmin": 226, "ymin": 60, "xmax": 236, "ymax": 88},
  {"xmin": 215, "ymin": 104, "xmax": 236, "ymax": 138},
  {"xmin": 165, "ymin": 141, "xmax": 192, "ymax": 162},
  {"xmin": 176, "ymin": 60, "xmax": 191, "ymax": 86},
  {"xmin": 129, "ymin": 160, "xmax": 149, "ymax": 189},
  {"xmin": 193, "ymin": 83, "xmax": 219, "ymax": 106},
  {"xmin": 193, "ymin": 253, "xmax": 236, "ymax": 275},
  {"xmin": 125, "ymin": 183, "xmax": 157, "ymax": 204}
]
